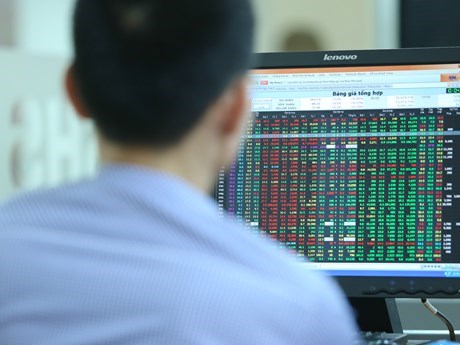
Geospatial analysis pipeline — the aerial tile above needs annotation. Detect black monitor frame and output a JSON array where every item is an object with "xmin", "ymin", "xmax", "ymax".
[
  {"xmin": 400, "ymin": 0, "xmax": 460, "ymax": 49},
  {"xmin": 251, "ymin": 47, "xmax": 460, "ymax": 300}
]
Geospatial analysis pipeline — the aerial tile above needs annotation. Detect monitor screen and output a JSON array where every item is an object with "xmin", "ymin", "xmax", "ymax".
[{"xmin": 216, "ymin": 48, "xmax": 460, "ymax": 297}]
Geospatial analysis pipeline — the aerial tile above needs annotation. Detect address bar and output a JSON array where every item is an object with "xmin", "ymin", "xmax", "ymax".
[
  {"xmin": 393, "ymin": 82, "xmax": 448, "ymax": 89},
  {"xmin": 273, "ymin": 74, "xmax": 441, "ymax": 85}
]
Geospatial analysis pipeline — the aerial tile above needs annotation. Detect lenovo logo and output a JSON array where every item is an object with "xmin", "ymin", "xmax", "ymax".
[{"xmin": 323, "ymin": 54, "xmax": 358, "ymax": 61}]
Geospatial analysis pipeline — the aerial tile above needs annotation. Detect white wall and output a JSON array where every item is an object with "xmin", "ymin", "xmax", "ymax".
[
  {"xmin": 0, "ymin": 48, "xmax": 97, "ymax": 200},
  {"xmin": 375, "ymin": 0, "xmax": 400, "ymax": 49},
  {"xmin": 15, "ymin": 0, "xmax": 74, "ymax": 57},
  {"xmin": 0, "ymin": 0, "xmax": 95, "ymax": 201},
  {"xmin": 252, "ymin": 0, "xmax": 378, "ymax": 52}
]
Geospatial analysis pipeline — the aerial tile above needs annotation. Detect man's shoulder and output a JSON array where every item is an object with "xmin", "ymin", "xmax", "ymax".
[
  {"xmin": 0, "ymin": 179, "xmax": 97, "ymax": 224},
  {"xmin": 4, "ymin": 178, "xmax": 86, "ymax": 201}
]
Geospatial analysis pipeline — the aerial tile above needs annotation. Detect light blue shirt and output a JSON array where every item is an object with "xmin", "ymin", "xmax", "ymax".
[{"xmin": 0, "ymin": 165, "xmax": 358, "ymax": 345}]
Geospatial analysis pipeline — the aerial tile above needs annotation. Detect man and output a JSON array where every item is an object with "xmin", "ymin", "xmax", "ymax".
[{"xmin": 0, "ymin": 0, "xmax": 358, "ymax": 344}]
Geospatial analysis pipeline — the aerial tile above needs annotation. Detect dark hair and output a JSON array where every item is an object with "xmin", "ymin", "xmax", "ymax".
[{"xmin": 73, "ymin": 0, "xmax": 254, "ymax": 146}]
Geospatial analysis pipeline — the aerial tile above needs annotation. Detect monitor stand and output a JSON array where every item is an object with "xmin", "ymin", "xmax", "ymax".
[{"xmin": 348, "ymin": 298, "xmax": 403, "ymax": 333}]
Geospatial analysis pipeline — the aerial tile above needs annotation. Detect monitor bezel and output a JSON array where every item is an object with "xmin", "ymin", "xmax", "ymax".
[{"xmin": 251, "ymin": 47, "xmax": 460, "ymax": 298}]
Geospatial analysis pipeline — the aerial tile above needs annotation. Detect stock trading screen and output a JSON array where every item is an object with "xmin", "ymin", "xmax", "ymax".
[{"xmin": 217, "ymin": 108, "xmax": 460, "ymax": 264}]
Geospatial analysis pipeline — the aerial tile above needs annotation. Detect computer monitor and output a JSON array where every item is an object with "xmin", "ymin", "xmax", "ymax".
[{"xmin": 216, "ymin": 47, "xmax": 460, "ymax": 331}]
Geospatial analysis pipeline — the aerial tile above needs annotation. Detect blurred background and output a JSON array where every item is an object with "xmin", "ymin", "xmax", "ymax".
[
  {"xmin": 0, "ymin": 0, "xmax": 459, "ymax": 336},
  {"xmin": 0, "ymin": 0, "xmax": 397, "ymax": 57}
]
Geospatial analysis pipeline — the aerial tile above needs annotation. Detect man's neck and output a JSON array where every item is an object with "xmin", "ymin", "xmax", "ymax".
[{"xmin": 99, "ymin": 141, "xmax": 216, "ymax": 195}]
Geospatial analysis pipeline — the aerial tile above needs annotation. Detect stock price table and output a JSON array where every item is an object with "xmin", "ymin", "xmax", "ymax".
[{"xmin": 217, "ymin": 108, "xmax": 460, "ymax": 263}]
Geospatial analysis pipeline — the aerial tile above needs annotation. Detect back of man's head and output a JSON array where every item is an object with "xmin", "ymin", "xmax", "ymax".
[{"xmin": 73, "ymin": 0, "xmax": 254, "ymax": 146}]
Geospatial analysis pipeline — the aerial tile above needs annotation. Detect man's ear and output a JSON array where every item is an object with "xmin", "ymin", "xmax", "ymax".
[
  {"xmin": 65, "ymin": 64, "xmax": 91, "ymax": 119},
  {"xmin": 220, "ymin": 76, "xmax": 248, "ymax": 137},
  {"xmin": 211, "ymin": 76, "xmax": 249, "ymax": 168}
]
